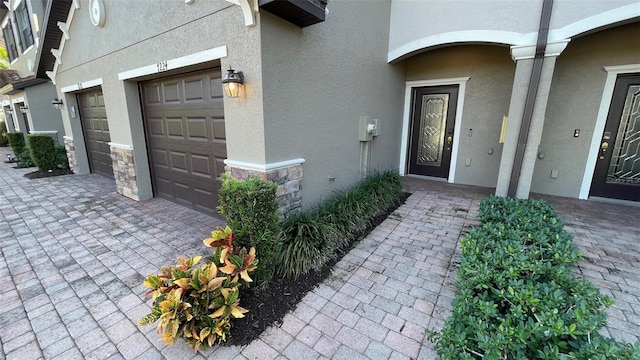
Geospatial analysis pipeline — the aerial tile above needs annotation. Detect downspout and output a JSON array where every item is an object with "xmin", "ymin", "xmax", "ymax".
[{"xmin": 507, "ymin": 0, "xmax": 554, "ymax": 197}]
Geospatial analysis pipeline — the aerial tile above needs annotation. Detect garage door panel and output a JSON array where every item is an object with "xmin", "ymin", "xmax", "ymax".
[
  {"xmin": 212, "ymin": 120, "xmax": 225, "ymax": 140},
  {"xmin": 187, "ymin": 117, "xmax": 208, "ymax": 141},
  {"xmin": 142, "ymin": 69, "xmax": 226, "ymax": 217},
  {"xmin": 148, "ymin": 117, "xmax": 165, "ymax": 136},
  {"xmin": 208, "ymin": 74, "xmax": 224, "ymax": 98},
  {"xmin": 144, "ymin": 85, "xmax": 161, "ymax": 105},
  {"xmin": 184, "ymin": 78, "xmax": 205, "ymax": 102},
  {"xmin": 170, "ymin": 151, "xmax": 189, "ymax": 173},
  {"xmin": 152, "ymin": 149, "xmax": 169, "ymax": 168},
  {"xmin": 167, "ymin": 118, "xmax": 185, "ymax": 138},
  {"xmin": 194, "ymin": 188, "xmax": 215, "ymax": 212},
  {"xmin": 162, "ymin": 82, "xmax": 181, "ymax": 104},
  {"xmin": 190, "ymin": 153, "xmax": 212, "ymax": 177},
  {"xmin": 214, "ymin": 157, "xmax": 225, "ymax": 178}
]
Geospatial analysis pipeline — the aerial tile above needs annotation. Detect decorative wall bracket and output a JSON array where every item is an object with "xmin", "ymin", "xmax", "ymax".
[{"xmin": 224, "ymin": 0, "xmax": 257, "ymax": 27}]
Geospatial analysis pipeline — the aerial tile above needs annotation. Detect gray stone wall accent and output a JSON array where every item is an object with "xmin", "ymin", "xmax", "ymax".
[
  {"xmin": 110, "ymin": 145, "xmax": 139, "ymax": 201},
  {"xmin": 63, "ymin": 137, "xmax": 78, "ymax": 174},
  {"xmin": 227, "ymin": 164, "xmax": 303, "ymax": 214}
]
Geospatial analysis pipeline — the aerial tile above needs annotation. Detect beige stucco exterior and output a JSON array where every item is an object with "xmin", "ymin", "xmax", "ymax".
[
  {"xmin": 43, "ymin": 0, "xmax": 639, "ymax": 212},
  {"xmin": 532, "ymin": 22, "xmax": 640, "ymax": 197},
  {"xmin": 259, "ymin": 0, "xmax": 404, "ymax": 206}
]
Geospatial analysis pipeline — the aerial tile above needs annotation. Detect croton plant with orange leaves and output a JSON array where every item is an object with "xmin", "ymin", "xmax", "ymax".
[{"xmin": 138, "ymin": 226, "xmax": 258, "ymax": 351}]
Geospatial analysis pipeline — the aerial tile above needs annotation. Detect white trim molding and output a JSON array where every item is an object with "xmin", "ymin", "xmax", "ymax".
[
  {"xmin": 399, "ymin": 77, "xmax": 470, "ymax": 183},
  {"xmin": 29, "ymin": 130, "xmax": 58, "ymax": 135},
  {"xmin": 117, "ymin": 46, "xmax": 228, "ymax": 81},
  {"xmin": 388, "ymin": 30, "xmax": 533, "ymax": 63},
  {"xmin": 550, "ymin": 4, "xmax": 640, "ymax": 42},
  {"xmin": 11, "ymin": 97, "xmax": 25, "ymax": 104},
  {"xmin": 108, "ymin": 142, "xmax": 133, "ymax": 150},
  {"xmin": 63, "ymin": 135, "xmax": 73, "ymax": 141},
  {"xmin": 224, "ymin": 158, "xmax": 306, "ymax": 172},
  {"xmin": 510, "ymin": 40, "xmax": 570, "ymax": 61},
  {"xmin": 224, "ymin": 0, "xmax": 257, "ymax": 27},
  {"xmin": 61, "ymin": 78, "xmax": 103, "ymax": 93},
  {"xmin": 579, "ymin": 64, "xmax": 640, "ymax": 199}
]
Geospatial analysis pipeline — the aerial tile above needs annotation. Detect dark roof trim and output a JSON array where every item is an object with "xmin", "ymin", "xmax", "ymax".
[
  {"xmin": 0, "ymin": 76, "xmax": 48, "ymax": 95},
  {"xmin": 35, "ymin": 0, "xmax": 73, "ymax": 79}
]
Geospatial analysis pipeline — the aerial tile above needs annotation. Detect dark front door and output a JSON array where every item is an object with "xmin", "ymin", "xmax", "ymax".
[
  {"xmin": 141, "ymin": 68, "xmax": 227, "ymax": 216},
  {"xmin": 78, "ymin": 89, "xmax": 114, "ymax": 179},
  {"xmin": 407, "ymin": 85, "xmax": 458, "ymax": 178},
  {"xmin": 590, "ymin": 74, "xmax": 640, "ymax": 201}
]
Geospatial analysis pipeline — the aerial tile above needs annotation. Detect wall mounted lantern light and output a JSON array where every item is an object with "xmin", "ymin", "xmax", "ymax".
[
  {"xmin": 52, "ymin": 98, "xmax": 64, "ymax": 110},
  {"xmin": 19, "ymin": 105, "xmax": 29, "ymax": 113},
  {"xmin": 221, "ymin": 67, "xmax": 244, "ymax": 98}
]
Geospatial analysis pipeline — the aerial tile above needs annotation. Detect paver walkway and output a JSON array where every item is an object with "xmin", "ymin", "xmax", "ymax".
[{"xmin": 1, "ymin": 148, "xmax": 638, "ymax": 359}]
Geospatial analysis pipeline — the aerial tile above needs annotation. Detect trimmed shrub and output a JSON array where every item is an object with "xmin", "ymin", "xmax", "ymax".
[
  {"xmin": 277, "ymin": 170, "xmax": 405, "ymax": 279},
  {"xmin": 55, "ymin": 145, "xmax": 70, "ymax": 169},
  {"xmin": 28, "ymin": 134, "xmax": 57, "ymax": 171},
  {"xmin": 217, "ymin": 175, "xmax": 279, "ymax": 286},
  {"xmin": 7, "ymin": 131, "xmax": 26, "ymax": 157},
  {"xmin": 17, "ymin": 148, "xmax": 34, "ymax": 167},
  {"xmin": 429, "ymin": 196, "xmax": 640, "ymax": 359},
  {"xmin": 0, "ymin": 121, "xmax": 8, "ymax": 147}
]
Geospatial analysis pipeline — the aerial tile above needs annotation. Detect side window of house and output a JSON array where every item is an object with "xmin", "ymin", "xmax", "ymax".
[
  {"xmin": 14, "ymin": 2, "xmax": 34, "ymax": 52},
  {"xmin": 2, "ymin": 22, "xmax": 19, "ymax": 61}
]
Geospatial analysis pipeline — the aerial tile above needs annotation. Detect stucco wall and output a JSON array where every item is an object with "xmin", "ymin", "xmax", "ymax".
[
  {"xmin": 388, "ymin": 0, "xmax": 638, "ymax": 61},
  {"xmin": 55, "ymin": 0, "xmax": 265, "ymax": 163},
  {"xmin": 2, "ymin": 0, "xmax": 45, "ymax": 77},
  {"xmin": 24, "ymin": 81, "xmax": 64, "ymax": 143},
  {"xmin": 259, "ymin": 0, "xmax": 405, "ymax": 207},
  {"xmin": 531, "ymin": 22, "xmax": 640, "ymax": 197},
  {"xmin": 405, "ymin": 45, "xmax": 515, "ymax": 188}
]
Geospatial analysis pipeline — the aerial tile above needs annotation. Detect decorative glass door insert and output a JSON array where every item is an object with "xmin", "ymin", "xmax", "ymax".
[
  {"xmin": 416, "ymin": 94, "xmax": 449, "ymax": 167},
  {"xmin": 606, "ymin": 84, "xmax": 639, "ymax": 185}
]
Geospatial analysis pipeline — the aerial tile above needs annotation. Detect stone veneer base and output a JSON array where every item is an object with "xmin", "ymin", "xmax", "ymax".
[
  {"xmin": 226, "ymin": 163, "xmax": 303, "ymax": 214},
  {"xmin": 63, "ymin": 137, "xmax": 78, "ymax": 174},
  {"xmin": 110, "ymin": 145, "xmax": 140, "ymax": 201}
]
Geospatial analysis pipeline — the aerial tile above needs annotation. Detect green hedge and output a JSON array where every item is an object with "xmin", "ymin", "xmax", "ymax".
[
  {"xmin": 277, "ymin": 170, "xmax": 405, "ymax": 279},
  {"xmin": 429, "ymin": 196, "xmax": 639, "ymax": 359},
  {"xmin": 7, "ymin": 132, "xmax": 26, "ymax": 157},
  {"xmin": 28, "ymin": 134, "xmax": 57, "ymax": 171},
  {"xmin": 217, "ymin": 175, "xmax": 279, "ymax": 286},
  {"xmin": 0, "ymin": 121, "xmax": 8, "ymax": 147},
  {"xmin": 56, "ymin": 145, "xmax": 69, "ymax": 169}
]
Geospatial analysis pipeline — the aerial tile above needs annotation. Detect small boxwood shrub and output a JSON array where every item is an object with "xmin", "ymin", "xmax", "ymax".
[
  {"xmin": 17, "ymin": 148, "xmax": 34, "ymax": 168},
  {"xmin": 0, "ymin": 121, "xmax": 8, "ymax": 147},
  {"xmin": 55, "ymin": 145, "xmax": 69, "ymax": 169},
  {"xmin": 7, "ymin": 131, "xmax": 26, "ymax": 157},
  {"xmin": 28, "ymin": 134, "xmax": 57, "ymax": 171},
  {"xmin": 277, "ymin": 170, "xmax": 405, "ymax": 279},
  {"xmin": 429, "ymin": 196, "xmax": 640, "ymax": 359},
  {"xmin": 217, "ymin": 175, "xmax": 279, "ymax": 286}
]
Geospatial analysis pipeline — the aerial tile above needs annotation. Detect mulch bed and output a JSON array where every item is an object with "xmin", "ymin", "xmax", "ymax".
[
  {"xmin": 24, "ymin": 168, "xmax": 74, "ymax": 179},
  {"xmin": 226, "ymin": 197, "xmax": 408, "ymax": 346}
]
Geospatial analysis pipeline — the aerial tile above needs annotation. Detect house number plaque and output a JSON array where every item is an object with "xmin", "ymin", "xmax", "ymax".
[{"xmin": 157, "ymin": 61, "xmax": 168, "ymax": 72}]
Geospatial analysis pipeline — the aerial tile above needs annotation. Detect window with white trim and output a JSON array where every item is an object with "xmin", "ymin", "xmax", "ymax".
[
  {"xmin": 14, "ymin": 1, "xmax": 34, "ymax": 52},
  {"xmin": 2, "ymin": 22, "xmax": 19, "ymax": 61}
]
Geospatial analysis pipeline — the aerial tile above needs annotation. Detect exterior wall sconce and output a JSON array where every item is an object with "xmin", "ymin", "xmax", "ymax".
[
  {"xmin": 52, "ymin": 98, "xmax": 64, "ymax": 110},
  {"xmin": 222, "ymin": 67, "xmax": 244, "ymax": 98},
  {"xmin": 19, "ymin": 105, "xmax": 29, "ymax": 113}
]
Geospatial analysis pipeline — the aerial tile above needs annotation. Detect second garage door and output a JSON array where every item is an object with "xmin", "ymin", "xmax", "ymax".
[
  {"xmin": 141, "ymin": 69, "xmax": 227, "ymax": 216},
  {"xmin": 78, "ymin": 89, "xmax": 113, "ymax": 179}
]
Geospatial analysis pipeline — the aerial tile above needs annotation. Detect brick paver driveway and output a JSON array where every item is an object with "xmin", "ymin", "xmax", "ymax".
[{"xmin": 1, "ymin": 148, "xmax": 638, "ymax": 359}]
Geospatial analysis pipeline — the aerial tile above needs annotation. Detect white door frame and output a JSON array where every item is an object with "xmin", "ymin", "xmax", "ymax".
[
  {"xmin": 399, "ymin": 77, "xmax": 469, "ymax": 183},
  {"xmin": 579, "ymin": 64, "xmax": 640, "ymax": 199}
]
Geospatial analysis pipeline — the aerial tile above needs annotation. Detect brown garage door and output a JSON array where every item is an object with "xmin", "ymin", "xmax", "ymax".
[
  {"xmin": 141, "ymin": 69, "xmax": 226, "ymax": 216},
  {"xmin": 78, "ymin": 89, "xmax": 113, "ymax": 179}
]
